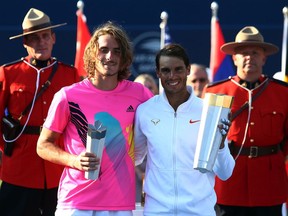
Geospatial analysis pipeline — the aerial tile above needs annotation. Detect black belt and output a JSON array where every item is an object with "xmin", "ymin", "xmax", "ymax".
[
  {"xmin": 22, "ymin": 125, "xmax": 42, "ymax": 135},
  {"xmin": 229, "ymin": 143, "xmax": 281, "ymax": 158}
]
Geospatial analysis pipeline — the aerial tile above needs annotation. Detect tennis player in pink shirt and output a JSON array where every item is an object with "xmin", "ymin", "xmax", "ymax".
[{"xmin": 37, "ymin": 21, "xmax": 153, "ymax": 216}]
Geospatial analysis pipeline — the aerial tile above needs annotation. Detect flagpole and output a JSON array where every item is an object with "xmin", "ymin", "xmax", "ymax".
[
  {"xmin": 210, "ymin": 2, "xmax": 218, "ymax": 82},
  {"xmin": 158, "ymin": 11, "xmax": 169, "ymax": 93},
  {"xmin": 160, "ymin": 11, "xmax": 168, "ymax": 49},
  {"xmin": 282, "ymin": 6, "xmax": 288, "ymax": 82},
  {"xmin": 211, "ymin": 2, "xmax": 218, "ymax": 20},
  {"xmin": 77, "ymin": 0, "xmax": 84, "ymax": 12}
]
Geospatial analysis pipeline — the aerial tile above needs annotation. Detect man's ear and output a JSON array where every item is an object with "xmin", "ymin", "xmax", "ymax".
[
  {"xmin": 187, "ymin": 65, "xmax": 191, "ymax": 76},
  {"xmin": 232, "ymin": 55, "xmax": 237, "ymax": 66},
  {"xmin": 262, "ymin": 56, "xmax": 267, "ymax": 66},
  {"xmin": 23, "ymin": 37, "xmax": 27, "ymax": 47},
  {"xmin": 156, "ymin": 67, "xmax": 160, "ymax": 78},
  {"xmin": 52, "ymin": 32, "xmax": 56, "ymax": 44},
  {"xmin": 187, "ymin": 64, "xmax": 191, "ymax": 76}
]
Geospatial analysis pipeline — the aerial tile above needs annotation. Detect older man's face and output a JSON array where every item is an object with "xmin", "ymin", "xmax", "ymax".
[
  {"xmin": 24, "ymin": 29, "xmax": 55, "ymax": 61},
  {"xmin": 233, "ymin": 46, "xmax": 266, "ymax": 82}
]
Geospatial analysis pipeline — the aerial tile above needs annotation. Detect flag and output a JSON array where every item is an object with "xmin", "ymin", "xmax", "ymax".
[
  {"xmin": 75, "ymin": 8, "xmax": 91, "ymax": 79},
  {"xmin": 209, "ymin": 9, "xmax": 235, "ymax": 82}
]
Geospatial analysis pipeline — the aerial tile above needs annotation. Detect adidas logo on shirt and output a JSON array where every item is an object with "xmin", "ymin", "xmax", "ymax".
[{"xmin": 126, "ymin": 105, "xmax": 135, "ymax": 112}]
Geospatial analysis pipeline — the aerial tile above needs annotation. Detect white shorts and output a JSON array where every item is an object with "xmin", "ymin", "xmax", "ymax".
[{"xmin": 55, "ymin": 208, "xmax": 133, "ymax": 216}]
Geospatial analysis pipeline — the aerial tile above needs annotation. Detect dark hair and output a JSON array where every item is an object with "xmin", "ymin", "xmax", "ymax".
[
  {"xmin": 83, "ymin": 21, "xmax": 133, "ymax": 81},
  {"xmin": 155, "ymin": 44, "xmax": 190, "ymax": 70}
]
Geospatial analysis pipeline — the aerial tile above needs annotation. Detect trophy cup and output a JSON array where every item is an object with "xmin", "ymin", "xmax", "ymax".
[
  {"xmin": 85, "ymin": 120, "xmax": 107, "ymax": 180},
  {"xmin": 193, "ymin": 93, "xmax": 234, "ymax": 173}
]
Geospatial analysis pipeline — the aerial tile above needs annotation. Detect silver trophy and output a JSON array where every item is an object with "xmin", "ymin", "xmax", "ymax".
[
  {"xmin": 85, "ymin": 120, "xmax": 107, "ymax": 180},
  {"xmin": 194, "ymin": 93, "xmax": 234, "ymax": 173}
]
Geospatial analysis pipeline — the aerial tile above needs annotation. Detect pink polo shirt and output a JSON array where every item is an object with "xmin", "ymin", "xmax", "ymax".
[{"xmin": 44, "ymin": 78, "xmax": 153, "ymax": 210}]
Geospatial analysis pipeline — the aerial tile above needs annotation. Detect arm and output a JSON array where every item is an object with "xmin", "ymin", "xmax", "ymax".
[
  {"xmin": 134, "ymin": 108, "xmax": 148, "ymax": 166},
  {"xmin": 0, "ymin": 66, "xmax": 9, "ymax": 150},
  {"xmin": 213, "ymin": 139, "xmax": 235, "ymax": 180},
  {"xmin": 213, "ymin": 117, "xmax": 235, "ymax": 180},
  {"xmin": 37, "ymin": 127, "xmax": 100, "ymax": 171}
]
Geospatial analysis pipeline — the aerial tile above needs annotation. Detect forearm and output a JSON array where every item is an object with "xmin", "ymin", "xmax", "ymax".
[
  {"xmin": 37, "ymin": 127, "xmax": 99, "ymax": 171},
  {"xmin": 214, "ymin": 140, "xmax": 235, "ymax": 180},
  {"xmin": 37, "ymin": 138, "xmax": 76, "ymax": 168},
  {"xmin": 36, "ymin": 127, "xmax": 77, "ymax": 168}
]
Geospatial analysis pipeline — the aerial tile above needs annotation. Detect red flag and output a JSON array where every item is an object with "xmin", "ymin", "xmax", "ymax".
[
  {"xmin": 209, "ymin": 13, "xmax": 235, "ymax": 82},
  {"xmin": 75, "ymin": 9, "xmax": 91, "ymax": 79}
]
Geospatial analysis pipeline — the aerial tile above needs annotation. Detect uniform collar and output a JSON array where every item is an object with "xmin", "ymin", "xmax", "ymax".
[
  {"xmin": 234, "ymin": 75, "xmax": 266, "ymax": 90},
  {"xmin": 29, "ymin": 57, "xmax": 52, "ymax": 68}
]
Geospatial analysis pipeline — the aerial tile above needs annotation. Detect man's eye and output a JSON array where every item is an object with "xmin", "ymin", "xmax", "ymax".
[
  {"xmin": 43, "ymin": 34, "xmax": 50, "ymax": 40},
  {"xmin": 161, "ymin": 69, "xmax": 170, "ymax": 74},
  {"xmin": 29, "ymin": 36, "xmax": 39, "ymax": 41},
  {"xmin": 100, "ymin": 48, "xmax": 109, "ymax": 53},
  {"xmin": 175, "ymin": 68, "xmax": 184, "ymax": 73},
  {"xmin": 114, "ymin": 49, "xmax": 121, "ymax": 55}
]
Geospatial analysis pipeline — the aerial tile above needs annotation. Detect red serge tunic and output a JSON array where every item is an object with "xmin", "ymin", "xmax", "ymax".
[
  {"xmin": 204, "ymin": 75, "xmax": 288, "ymax": 206},
  {"xmin": 0, "ymin": 57, "xmax": 79, "ymax": 189}
]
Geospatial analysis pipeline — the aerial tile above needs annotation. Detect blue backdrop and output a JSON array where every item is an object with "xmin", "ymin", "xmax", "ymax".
[{"xmin": 0, "ymin": 0, "xmax": 286, "ymax": 80}]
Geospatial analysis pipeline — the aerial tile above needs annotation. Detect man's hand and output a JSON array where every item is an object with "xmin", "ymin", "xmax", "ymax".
[
  {"xmin": 218, "ymin": 118, "xmax": 231, "ymax": 149},
  {"xmin": 72, "ymin": 152, "xmax": 100, "ymax": 171}
]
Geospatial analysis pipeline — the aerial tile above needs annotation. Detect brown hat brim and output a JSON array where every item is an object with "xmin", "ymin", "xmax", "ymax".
[
  {"xmin": 221, "ymin": 41, "xmax": 279, "ymax": 56},
  {"xmin": 9, "ymin": 23, "xmax": 67, "ymax": 40}
]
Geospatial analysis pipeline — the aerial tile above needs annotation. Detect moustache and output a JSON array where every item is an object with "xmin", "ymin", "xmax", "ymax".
[{"xmin": 97, "ymin": 57, "xmax": 116, "ymax": 66}]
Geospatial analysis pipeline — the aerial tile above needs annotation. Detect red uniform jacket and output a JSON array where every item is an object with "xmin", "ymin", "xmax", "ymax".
[
  {"xmin": 0, "ymin": 57, "xmax": 79, "ymax": 189},
  {"xmin": 204, "ymin": 75, "xmax": 288, "ymax": 206}
]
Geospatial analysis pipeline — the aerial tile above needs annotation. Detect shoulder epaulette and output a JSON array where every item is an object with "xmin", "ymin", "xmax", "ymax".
[
  {"xmin": 56, "ymin": 61, "xmax": 75, "ymax": 68},
  {"xmin": 51, "ymin": 57, "xmax": 75, "ymax": 68},
  {"xmin": 268, "ymin": 76, "xmax": 288, "ymax": 87},
  {"xmin": 2, "ymin": 58, "xmax": 24, "ymax": 67},
  {"xmin": 207, "ymin": 77, "xmax": 232, "ymax": 88}
]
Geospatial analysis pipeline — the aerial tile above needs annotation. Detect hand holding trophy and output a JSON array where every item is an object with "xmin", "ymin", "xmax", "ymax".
[{"xmin": 85, "ymin": 120, "xmax": 107, "ymax": 180}]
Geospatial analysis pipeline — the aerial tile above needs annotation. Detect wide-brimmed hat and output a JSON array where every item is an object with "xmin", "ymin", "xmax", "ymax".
[
  {"xmin": 9, "ymin": 8, "xmax": 67, "ymax": 40},
  {"xmin": 221, "ymin": 26, "xmax": 278, "ymax": 56}
]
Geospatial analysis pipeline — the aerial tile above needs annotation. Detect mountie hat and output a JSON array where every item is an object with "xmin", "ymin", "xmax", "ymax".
[
  {"xmin": 9, "ymin": 8, "xmax": 67, "ymax": 40},
  {"xmin": 221, "ymin": 26, "xmax": 279, "ymax": 56}
]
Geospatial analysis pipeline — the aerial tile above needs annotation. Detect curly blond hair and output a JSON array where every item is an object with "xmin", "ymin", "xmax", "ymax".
[{"xmin": 83, "ymin": 21, "xmax": 133, "ymax": 81}]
